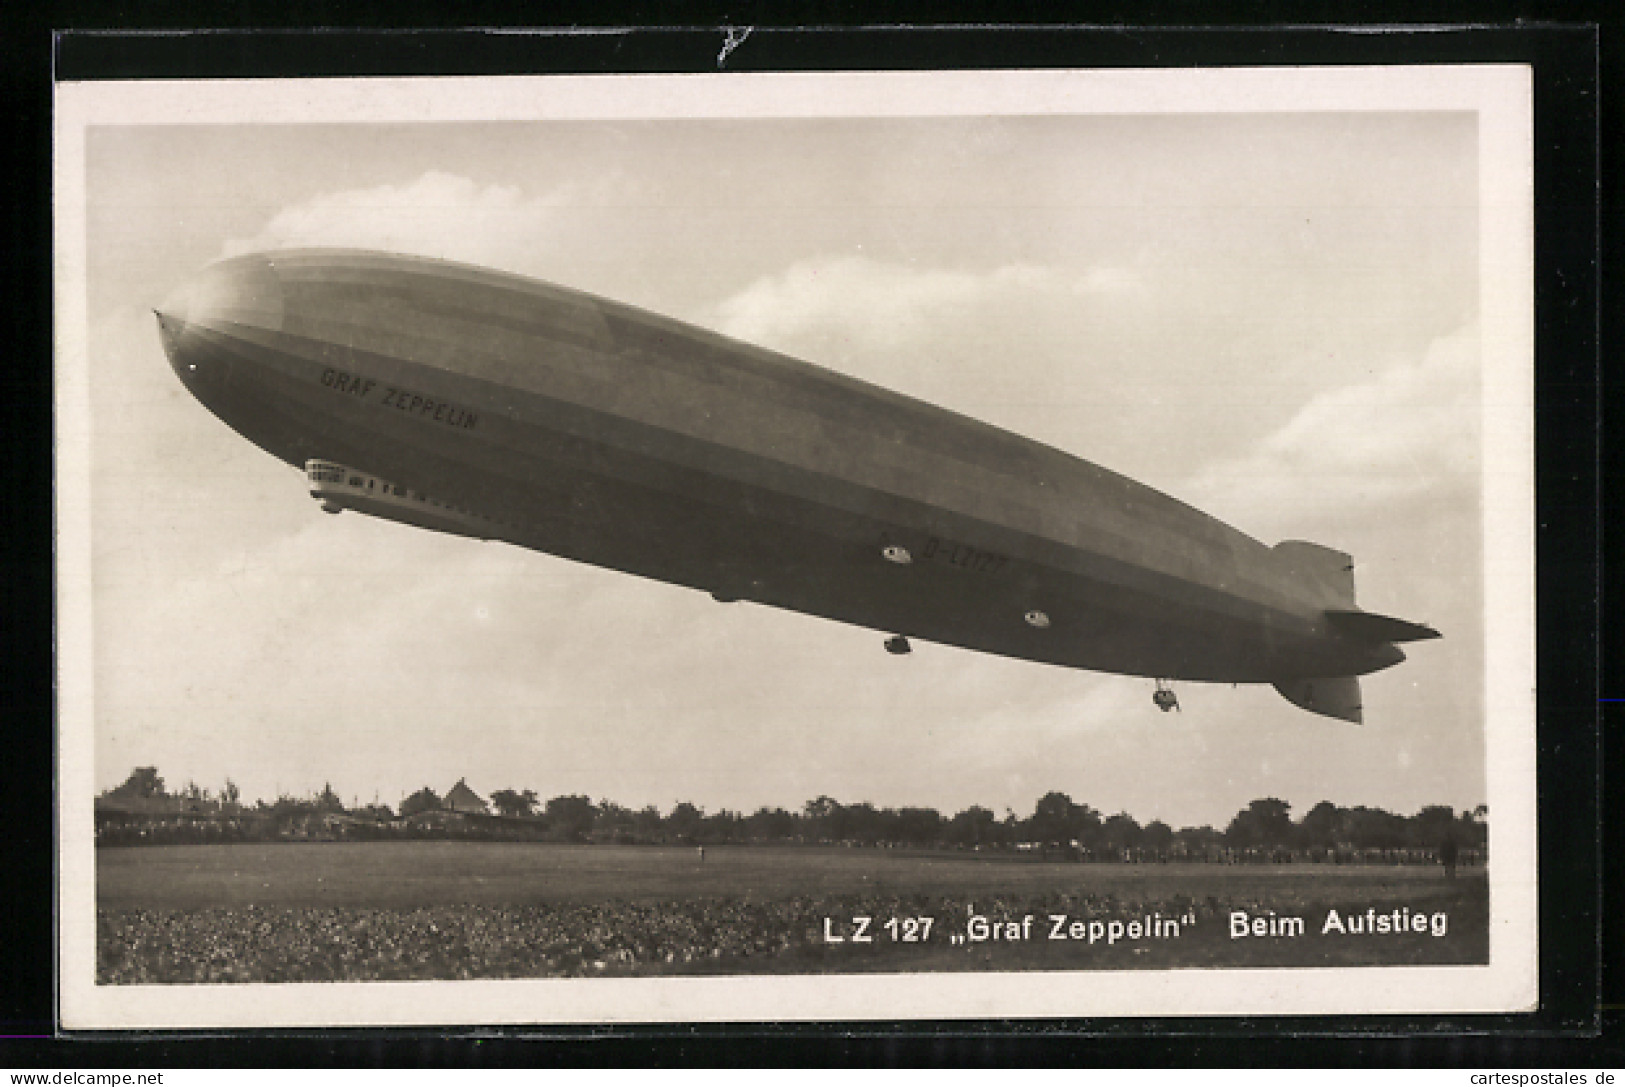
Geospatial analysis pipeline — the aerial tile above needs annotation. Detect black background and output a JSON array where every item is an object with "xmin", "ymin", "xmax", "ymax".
[{"xmin": 6, "ymin": 7, "xmax": 1615, "ymax": 1068}]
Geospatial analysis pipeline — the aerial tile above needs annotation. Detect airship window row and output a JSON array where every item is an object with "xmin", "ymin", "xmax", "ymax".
[{"xmin": 305, "ymin": 460, "xmax": 514, "ymax": 529}]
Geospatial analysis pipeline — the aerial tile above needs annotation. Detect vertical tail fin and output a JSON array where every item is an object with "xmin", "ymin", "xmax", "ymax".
[
  {"xmin": 1272, "ymin": 540, "xmax": 1363, "ymax": 722},
  {"xmin": 1272, "ymin": 540, "xmax": 1356, "ymax": 608},
  {"xmin": 1273, "ymin": 676, "xmax": 1363, "ymax": 724},
  {"xmin": 1271, "ymin": 542, "xmax": 1364, "ymax": 722}
]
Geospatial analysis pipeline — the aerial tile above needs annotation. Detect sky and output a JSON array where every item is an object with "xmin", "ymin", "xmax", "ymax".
[{"xmin": 80, "ymin": 106, "xmax": 1487, "ymax": 829}]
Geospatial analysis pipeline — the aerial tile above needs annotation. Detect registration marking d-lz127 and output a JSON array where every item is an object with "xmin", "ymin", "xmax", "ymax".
[{"xmin": 921, "ymin": 536, "xmax": 1008, "ymax": 575}]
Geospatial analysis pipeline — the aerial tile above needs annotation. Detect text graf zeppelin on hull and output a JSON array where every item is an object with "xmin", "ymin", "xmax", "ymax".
[{"xmin": 155, "ymin": 249, "xmax": 1440, "ymax": 723}]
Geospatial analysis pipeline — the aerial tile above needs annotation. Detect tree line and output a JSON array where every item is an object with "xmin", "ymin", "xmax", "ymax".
[{"xmin": 97, "ymin": 767, "xmax": 1486, "ymax": 857}]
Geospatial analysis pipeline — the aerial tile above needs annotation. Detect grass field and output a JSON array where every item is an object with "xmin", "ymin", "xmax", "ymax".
[{"xmin": 96, "ymin": 842, "xmax": 1488, "ymax": 982}]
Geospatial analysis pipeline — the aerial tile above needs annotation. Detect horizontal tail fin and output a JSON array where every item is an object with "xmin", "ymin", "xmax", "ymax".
[
  {"xmin": 1325, "ymin": 609, "xmax": 1441, "ymax": 644},
  {"xmin": 1273, "ymin": 676, "xmax": 1363, "ymax": 724}
]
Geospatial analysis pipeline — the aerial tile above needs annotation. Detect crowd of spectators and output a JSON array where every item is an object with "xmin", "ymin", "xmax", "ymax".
[
  {"xmin": 93, "ymin": 816, "xmax": 1484, "ymax": 869},
  {"xmin": 93, "ymin": 811, "xmax": 553, "ymax": 848}
]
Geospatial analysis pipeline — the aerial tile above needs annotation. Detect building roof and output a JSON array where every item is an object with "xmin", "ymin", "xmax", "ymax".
[{"xmin": 444, "ymin": 778, "xmax": 489, "ymax": 814}]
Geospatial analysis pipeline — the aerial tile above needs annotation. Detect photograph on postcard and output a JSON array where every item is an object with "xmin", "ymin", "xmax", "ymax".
[{"xmin": 55, "ymin": 68, "xmax": 1536, "ymax": 1025}]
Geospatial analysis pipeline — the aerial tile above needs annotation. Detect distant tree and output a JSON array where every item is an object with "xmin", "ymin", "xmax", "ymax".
[
  {"xmin": 1226, "ymin": 798, "xmax": 1293, "ymax": 849},
  {"xmin": 802, "ymin": 795, "xmax": 845, "ymax": 840},
  {"xmin": 1028, "ymin": 791, "xmax": 1072, "ymax": 843},
  {"xmin": 745, "ymin": 806, "xmax": 797, "ymax": 841},
  {"xmin": 895, "ymin": 806, "xmax": 943, "ymax": 846},
  {"xmin": 701, "ymin": 808, "xmax": 744, "ymax": 843},
  {"xmin": 634, "ymin": 805, "xmax": 664, "ymax": 838},
  {"xmin": 595, "ymin": 800, "xmax": 634, "ymax": 831},
  {"xmin": 490, "ymin": 788, "xmax": 539, "ymax": 819},
  {"xmin": 804, "ymin": 795, "xmax": 840, "ymax": 820},
  {"xmin": 666, "ymin": 800, "xmax": 704, "ymax": 840},
  {"xmin": 1408, "ymin": 804, "xmax": 1458, "ymax": 847},
  {"xmin": 1299, "ymin": 800, "xmax": 1343, "ymax": 849},
  {"xmin": 947, "ymin": 805, "xmax": 1000, "ymax": 848},
  {"xmin": 1028, "ymin": 791, "xmax": 1101, "ymax": 847},
  {"xmin": 399, "ymin": 787, "xmax": 441, "ymax": 817},
  {"xmin": 269, "ymin": 792, "xmax": 317, "ymax": 818},
  {"xmin": 844, "ymin": 801, "xmax": 881, "ymax": 844},
  {"xmin": 1341, "ymin": 805, "xmax": 1407, "ymax": 850},
  {"xmin": 110, "ymin": 767, "xmax": 166, "ymax": 799},
  {"xmin": 1069, "ymin": 798, "xmax": 1103, "ymax": 847},
  {"xmin": 1457, "ymin": 805, "xmax": 1488, "ymax": 849},
  {"xmin": 1141, "ymin": 819, "xmax": 1174, "ymax": 857},
  {"xmin": 1175, "ymin": 825, "xmax": 1225, "ymax": 858},
  {"xmin": 220, "ymin": 778, "xmax": 242, "ymax": 810},
  {"xmin": 1100, "ymin": 812, "xmax": 1143, "ymax": 857},
  {"xmin": 545, "ymin": 794, "xmax": 596, "ymax": 840}
]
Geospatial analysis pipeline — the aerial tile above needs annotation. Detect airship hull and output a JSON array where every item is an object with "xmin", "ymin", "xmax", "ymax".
[{"xmin": 156, "ymin": 250, "xmax": 1429, "ymax": 711}]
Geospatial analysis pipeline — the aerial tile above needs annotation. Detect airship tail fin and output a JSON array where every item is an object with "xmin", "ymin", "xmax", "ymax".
[
  {"xmin": 1272, "ymin": 676, "xmax": 1363, "ymax": 724},
  {"xmin": 1272, "ymin": 540, "xmax": 1355, "ymax": 608},
  {"xmin": 1272, "ymin": 542, "xmax": 1440, "ymax": 644},
  {"xmin": 1325, "ymin": 609, "xmax": 1441, "ymax": 643}
]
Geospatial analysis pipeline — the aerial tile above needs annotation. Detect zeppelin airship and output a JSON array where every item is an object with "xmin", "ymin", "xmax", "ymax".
[{"xmin": 154, "ymin": 249, "xmax": 1438, "ymax": 723}]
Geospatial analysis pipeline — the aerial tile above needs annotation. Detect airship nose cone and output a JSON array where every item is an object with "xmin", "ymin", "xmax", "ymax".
[
  {"xmin": 155, "ymin": 254, "xmax": 285, "ymax": 383},
  {"xmin": 159, "ymin": 252, "xmax": 285, "ymax": 332},
  {"xmin": 154, "ymin": 279, "xmax": 191, "ymax": 332},
  {"xmin": 153, "ymin": 307, "xmax": 192, "ymax": 364}
]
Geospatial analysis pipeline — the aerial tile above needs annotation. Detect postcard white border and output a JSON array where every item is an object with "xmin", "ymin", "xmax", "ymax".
[{"xmin": 55, "ymin": 65, "xmax": 1536, "ymax": 1029}]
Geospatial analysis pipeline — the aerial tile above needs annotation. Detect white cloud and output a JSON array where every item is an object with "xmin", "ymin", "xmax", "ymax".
[
  {"xmin": 1182, "ymin": 322, "xmax": 1480, "ymax": 536},
  {"xmin": 220, "ymin": 170, "xmax": 643, "ymax": 276},
  {"xmin": 713, "ymin": 255, "xmax": 1142, "ymax": 354}
]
